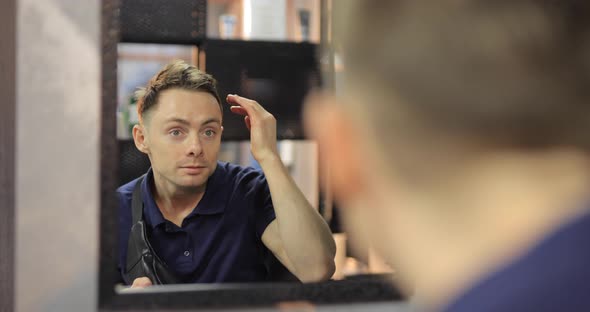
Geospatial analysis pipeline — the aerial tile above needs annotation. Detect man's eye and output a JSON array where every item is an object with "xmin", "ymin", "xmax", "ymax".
[
  {"xmin": 204, "ymin": 130, "xmax": 215, "ymax": 137},
  {"xmin": 170, "ymin": 130, "xmax": 182, "ymax": 136}
]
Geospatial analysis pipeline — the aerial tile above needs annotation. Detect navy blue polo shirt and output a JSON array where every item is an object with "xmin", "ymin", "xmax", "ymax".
[
  {"xmin": 442, "ymin": 209, "xmax": 590, "ymax": 312},
  {"xmin": 117, "ymin": 161, "xmax": 276, "ymax": 284}
]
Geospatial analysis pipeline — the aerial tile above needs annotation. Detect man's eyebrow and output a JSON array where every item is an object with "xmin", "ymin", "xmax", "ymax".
[
  {"xmin": 164, "ymin": 117, "xmax": 191, "ymax": 126},
  {"xmin": 201, "ymin": 118, "xmax": 221, "ymax": 126}
]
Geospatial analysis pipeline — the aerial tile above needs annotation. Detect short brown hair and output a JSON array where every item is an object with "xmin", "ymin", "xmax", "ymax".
[
  {"xmin": 135, "ymin": 60, "xmax": 222, "ymax": 122},
  {"xmin": 340, "ymin": 0, "xmax": 590, "ymax": 150}
]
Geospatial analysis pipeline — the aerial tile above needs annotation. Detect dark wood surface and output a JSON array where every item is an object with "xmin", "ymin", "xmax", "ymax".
[
  {"xmin": 105, "ymin": 275, "xmax": 402, "ymax": 310},
  {"xmin": 0, "ymin": 0, "xmax": 16, "ymax": 311},
  {"xmin": 99, "ymin": 0, "xmax": 121, "ymax": 309}
]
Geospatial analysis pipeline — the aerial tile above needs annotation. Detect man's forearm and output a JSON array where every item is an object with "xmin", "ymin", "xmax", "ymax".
[
  {"xmin": 225, "ymin": 94, "xmax": 336, "ymax": 280},
  {"xmin": 259, "ymin": 154, "xmax": 336, "ymax": 280}
]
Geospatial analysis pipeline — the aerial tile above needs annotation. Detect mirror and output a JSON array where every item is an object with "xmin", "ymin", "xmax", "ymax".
[{"xmin": 99, "ymin": 0, "xmax": 402, "ymax": 309}]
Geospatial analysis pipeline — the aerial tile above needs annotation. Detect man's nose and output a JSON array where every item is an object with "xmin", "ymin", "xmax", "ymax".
[{"xmin": 187, "ymin": 133, "xmax": 203, "ymax": 157}]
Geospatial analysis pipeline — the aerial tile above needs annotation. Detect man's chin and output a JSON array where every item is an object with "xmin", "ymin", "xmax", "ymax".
[{"xmin": 177, "ymin": 172, "xmax": 210, "ymax": 188}]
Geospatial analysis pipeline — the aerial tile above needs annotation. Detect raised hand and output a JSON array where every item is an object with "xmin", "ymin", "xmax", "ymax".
[{"xmin": 227, "ymin": 94, "xmax": 279, "ymax": 164}]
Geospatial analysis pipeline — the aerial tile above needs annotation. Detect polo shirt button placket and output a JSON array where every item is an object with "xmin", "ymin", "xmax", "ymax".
[{"xmin": 184, "ymin": 250, "xmax": 190, "ymax": 257}]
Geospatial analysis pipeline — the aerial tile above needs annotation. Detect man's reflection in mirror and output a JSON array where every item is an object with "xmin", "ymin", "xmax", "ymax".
[{"xmin": 117, "ymin": 60, "xmax": 335, "ymax": 288}]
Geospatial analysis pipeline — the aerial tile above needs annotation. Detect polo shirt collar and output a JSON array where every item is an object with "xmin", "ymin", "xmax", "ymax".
[
  {"xmin": 188, "ymin": 161, "xmax": 225, "ymax": 216},
  {"xmin": 141, "ymin": 162, "xmax": 226, "ymax": 229}
]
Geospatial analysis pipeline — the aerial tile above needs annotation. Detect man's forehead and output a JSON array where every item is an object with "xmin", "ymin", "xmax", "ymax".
[
  {"xmin": 143, "ymin": 106, "xmax": 222, "ymax": 128},
  {"xmin": 148, "ymin": 89, "xmax": 222, "ymax": 121},
  {"xmin": 161, "ymin": 115, "xmax": 221, "ymax": 126},
  {"xmin": 157, "ymin": 89, "xmax": 219, "ymax": 109}
]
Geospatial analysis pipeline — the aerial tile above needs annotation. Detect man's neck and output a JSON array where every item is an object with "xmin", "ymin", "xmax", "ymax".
[
  {"xmin": 379, "ymin": 149, "xmax": 590, "ymax": 310},
  {"xmin": 151, "ymin": 172, "xmax": 206, "ymax": 227}
]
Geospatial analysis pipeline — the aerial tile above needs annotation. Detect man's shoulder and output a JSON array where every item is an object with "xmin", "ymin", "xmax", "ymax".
[
  {"xmin": 217, "ymin": 161, "xmax": 267, "ymax": 187},
  {"xmin": 116, "ymin": 176, "xmax": 143, "ymax": 203},
  {"xmin": 444, "ymin": 212, "xmax": 590, "ymax": 312}
]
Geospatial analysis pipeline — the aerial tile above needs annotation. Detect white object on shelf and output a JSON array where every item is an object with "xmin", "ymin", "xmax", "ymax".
[
  {"xmin": 243, "ymin": 0, "xmax": 287, "ymax": 40},
  {"xmin": 279, "ymin": 140, "xmax": 295, "ymax": 168},
  {"xmin": 219, "ymin": 14, "xmax": 237, "ymax": 39},
  {"xmin": 298, "ymin": 8, "xmax": 310, "ymax": 41}
]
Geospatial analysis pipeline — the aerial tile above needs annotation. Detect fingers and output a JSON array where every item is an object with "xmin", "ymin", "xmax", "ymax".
[
  {"xmin": 230, "ymin": 106, "xmax": 248, "ymax": 116},
  {"xmin": 130, "ymin": 277, "xmax": 153, "ymax": 289},
  {"xmin": 245, "ymin": 116, "xmax": 251, "ymax": 130},
  {"xmin": 227, "ymin": 94, "xmax": 274, "ymax": 132},
  {"xmin": 226, "ymin": 94, "xmax": 263, "ymax": 115},
  {"xmin": 230, "ymin": 106, "xmax": 252, "ymax": 130}
]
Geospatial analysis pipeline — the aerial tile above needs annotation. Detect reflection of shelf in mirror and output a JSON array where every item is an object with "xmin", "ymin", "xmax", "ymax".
[
  {"xmin": 207, "ymin": 0, "xmax": 320, "ymax": 43},
  {"xmin": 342, "ymin": 257, "xmax": 368, "ymax": 278},
  {"xmin": 117, "ymin": 52, "xmax": 194, "ymax": 63},
  {"xmin": 118, "ymin": 43, "xmax": 197, "ymax": 64},
  {"xmin": 340, "ymin": 256, "xmax": 394, "ymax": 278}
]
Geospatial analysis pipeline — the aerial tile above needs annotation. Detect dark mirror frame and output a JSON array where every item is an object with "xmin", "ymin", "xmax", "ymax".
[
  {"xmin": 98, "ymin": 0, "xmax": 402, "ymax": 310},
  {"xmin": 0, "ymin": 0, "xmax": 16, "ymax": 311}
]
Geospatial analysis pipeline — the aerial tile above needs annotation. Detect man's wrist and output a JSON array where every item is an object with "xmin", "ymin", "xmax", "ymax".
[{"xmin": 256, "ymin": 151, "xmax": 284, "ymax": 171}]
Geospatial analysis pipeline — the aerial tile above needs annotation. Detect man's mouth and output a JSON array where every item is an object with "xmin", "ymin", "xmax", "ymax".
[{"xmin": 179, "ymin": 165, "xmax": 207, "ymax": 174}]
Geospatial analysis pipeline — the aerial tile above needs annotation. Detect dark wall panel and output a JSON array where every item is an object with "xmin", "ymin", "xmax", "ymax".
[
  {"xmin": 120, "ymin": 0, "xmax": 207, "ymax": 44},
  {"xmin": 202, "ymin": 40, "xmax": 321, "ymax": 141}
]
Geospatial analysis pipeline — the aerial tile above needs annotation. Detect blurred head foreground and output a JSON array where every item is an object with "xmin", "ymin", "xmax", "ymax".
[{"xmin": 306, "ymin": 1, "xmax": 590, "ymax": 310}]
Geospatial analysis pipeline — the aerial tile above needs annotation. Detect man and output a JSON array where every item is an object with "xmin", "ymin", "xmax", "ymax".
[
  {"xmin": 305, "ymin": 1, "xmax": 590, "ymax": 311},
  {"xmin": 117, "ymin": 60, "xmax": 335, "ymax": 287}
]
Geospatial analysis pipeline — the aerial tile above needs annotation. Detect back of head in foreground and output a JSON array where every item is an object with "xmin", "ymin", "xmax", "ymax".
[{"xmin": 305, "ymin": 1, "xmax": 590, "ymax": 311}]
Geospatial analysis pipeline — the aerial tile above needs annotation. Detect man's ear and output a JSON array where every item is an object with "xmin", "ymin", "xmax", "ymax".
[
  {"xmin": 304, "ymin": 93, "xmax": 365, "ymax": 203},
  {"xmin": 132, "ymin": 124, "xmax": 149, "ymax": 154}
]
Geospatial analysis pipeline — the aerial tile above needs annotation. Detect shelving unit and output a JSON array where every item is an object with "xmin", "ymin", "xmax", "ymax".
[{"xmin": 207, "ymin": 0, "xmax": 321, "ymax": 43}]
